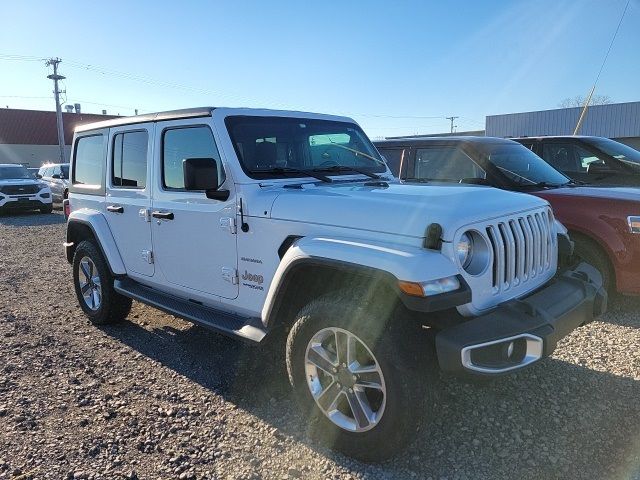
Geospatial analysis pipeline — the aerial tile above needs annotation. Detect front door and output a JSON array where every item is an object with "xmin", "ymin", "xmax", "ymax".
[
  {"xmin": 105, "ymin": 123, "xmax": 154, "ymax": 277},
  {"xmin": 150, "ymin": 121, "xmax": 238, "ymax": 300}
]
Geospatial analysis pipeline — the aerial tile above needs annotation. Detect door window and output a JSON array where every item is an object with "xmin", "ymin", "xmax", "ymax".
[
  {"xmin": 162, "ymin": 126, "xmax": 223, "ymax": 190},
  {"xmin": 112, "ymin": 131, "xmax": 148, "ymax": 188},
  {"xmin": 73, "ymin": 135, "xmax": 104, "ymax": 187},
  {"xmin": 413, "ymin": 146, "xmax": 485, "ymax": 181},
  {"xmin": 542, "ymin": 144, "xmax": 580, "ymax": 172},
  {"xmin": 378, "ymin": 148, "xmax": 404, "ymax": 177}
]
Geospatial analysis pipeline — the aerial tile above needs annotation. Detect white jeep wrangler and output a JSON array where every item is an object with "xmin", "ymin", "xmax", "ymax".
[{"xmin": 64, "ymin": 107, "xmax": 606, "ymax": 460}]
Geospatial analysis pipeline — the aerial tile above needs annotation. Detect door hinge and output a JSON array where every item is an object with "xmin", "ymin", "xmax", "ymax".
[
  {"xmin": 222, "ymin": 267, "xmax": 238, "ymax": 285},
  {"xmin": 141, "ymin": 249, "xmax": 154, "ymax": 264},
  {"xmin": 220, "ymin": 217, "xmax": 237, "ymax": 234}
]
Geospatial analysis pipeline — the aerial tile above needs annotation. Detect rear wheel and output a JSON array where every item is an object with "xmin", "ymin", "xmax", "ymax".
[
  {"xmin": 72, "ymin": 240, "xmax": 132, "ymax": 324},
  {"xmin": 286, "ymin": 293, "xmax": 432, "ymax": 461},
  {"xmin": 572, "ymin": 233, "xmax": 614, "ymax": 293}
]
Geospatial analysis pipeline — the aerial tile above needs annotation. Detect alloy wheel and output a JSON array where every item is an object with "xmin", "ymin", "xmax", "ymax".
[
  {"xmin": 78, "ymin": 256, "xmax": 102, "ymax": 311},
  {"xmin": 304, "ymin": 327, "xmax": 386, "ymax": 432}
]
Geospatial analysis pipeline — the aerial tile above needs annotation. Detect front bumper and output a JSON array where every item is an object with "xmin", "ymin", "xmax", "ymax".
[
  {"xmin": 435, "ymin": 262, "xmax": 607, "ymax": 376},
  {"xmin": 0, "ymin": 195, "xmax": 52, "ymax": 210}
]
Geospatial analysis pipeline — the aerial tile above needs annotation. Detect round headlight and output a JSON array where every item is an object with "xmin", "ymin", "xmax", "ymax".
[{"xmin": 456, "ymin": 232, "xmax": 473, "ymax": 268}]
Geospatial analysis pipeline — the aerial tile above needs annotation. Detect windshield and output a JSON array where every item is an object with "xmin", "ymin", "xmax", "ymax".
[
  {"xmin": 0, "ymin": 165, "xmax": 32, "ymax": 180},
  {"xmin": 476, "ymin": 143, "xmax": 570, "ymax": 186},
  {"xmin": 225, "ymin": 116, "xmax": 386, "ymax": 179},
  {"xmin": 584, "ymin": 137, "xmax": 640, "ymax": 167}
]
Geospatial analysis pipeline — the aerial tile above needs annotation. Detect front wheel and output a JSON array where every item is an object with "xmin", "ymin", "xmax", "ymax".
[
  {"xmin": 286, "ymin": 294, "xmax": 431, "ymax": 461},
  {"xmin": 72, "ymin": 240, "xmax": 132, "ymax": 325},
  {"xmin": 40, "ymin": 204, "xmax": 53, "ymax": 214}
]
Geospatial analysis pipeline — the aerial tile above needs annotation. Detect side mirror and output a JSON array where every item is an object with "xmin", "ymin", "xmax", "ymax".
[
  {"xmin": 182, "ymin": 158, "xmax": 229, "ymax": 201},
  {"xmin": 35, "ymin": 173, "xmax": 42, "ymax": 179},
  {"xmin": 52, "ymin": 174, "xmax": 61, "ymax": 179}
]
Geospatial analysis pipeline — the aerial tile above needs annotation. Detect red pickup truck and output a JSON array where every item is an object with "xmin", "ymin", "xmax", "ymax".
[{"xmin": 375, "ymin": 137, "xmax": 640, "ymax": 295}]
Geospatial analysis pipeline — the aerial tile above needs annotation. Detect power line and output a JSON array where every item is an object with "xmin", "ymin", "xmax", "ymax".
[{"xmin": 574, "ymin": 0, "xmax": 630, "ymax": 134}]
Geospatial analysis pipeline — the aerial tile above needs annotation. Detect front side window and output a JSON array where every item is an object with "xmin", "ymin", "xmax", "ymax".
[
  {"xmin": 162, "ymin": 126, "xmax": 222, "ymax": 190},
  {"xmin": 73, "ymin": 135, "xmax": 104, "ymax": 186},
  {"xmin": 60, "ymin": 164, "xmax": 69, "ymax": 179},
  {"xmin": 0, "ymin": 165, "xmax": 31, "ymax": 180},
  {"xmin": 542, "ymin": 144, "xmax": 579, "ymax": 172},
  {"xmin": 377, "ymin": 148, "xmax": 404, "ymax": 177},
  {"xmin": 478, "ymin": 143, "xmax": 570, "ymax": 186},
  {"xmin": 412, "ymin": 146, "xmax": 485, "ymax": 181},
  {"xmin": 112, "ymin": 131, "xmax": 148, "ymax": 188},
  {"xmin": 225, "ymin": 116, "xmax": 385, "ymax": 179}
]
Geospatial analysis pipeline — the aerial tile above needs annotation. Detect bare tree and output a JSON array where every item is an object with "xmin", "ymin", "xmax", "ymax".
[{"xmin": 559, "ymin": 94, "xmax": 613, "ymax": 108}]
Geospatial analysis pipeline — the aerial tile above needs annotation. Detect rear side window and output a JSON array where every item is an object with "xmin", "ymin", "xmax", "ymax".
[
  {"xmin": 112, "ymin": 131, "xmax": 148, "ymax": 188},
  {"xmin": 413, "ymin": 147, "xmax": 485, "ymax": 181},
  {"xmin": 162, "ymin": 126, "xmax": 222, "ymax": 190},
  {"xmin": 377, "ymin": 148, "xmax": 404, "ymax": 177},
  {"xmin": 73, "ymin": 135, "xmax": 104, "ymax": 186}
]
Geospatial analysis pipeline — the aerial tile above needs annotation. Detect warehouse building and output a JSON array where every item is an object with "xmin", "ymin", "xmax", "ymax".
[
  {"xmin": 486, "ymin": 101, "xmax": 640, "ymax": 149},
  {"xmin": 0, "ymin": 108, "xmax": 117, "ymax": 167}
]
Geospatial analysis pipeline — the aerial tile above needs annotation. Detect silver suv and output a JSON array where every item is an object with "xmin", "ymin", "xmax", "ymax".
[{"xmin": 37, "ymin": 163, "xmax": 70, "ymax": 203}]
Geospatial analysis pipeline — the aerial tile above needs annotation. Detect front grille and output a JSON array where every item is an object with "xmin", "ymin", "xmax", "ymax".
[
  {"xmin": 1, "ymin": 184, "xmax": 40, "ymax": 195},
  {"xmin": 485, "ymin": 209, "xmax": 554, "ymax": 293}
]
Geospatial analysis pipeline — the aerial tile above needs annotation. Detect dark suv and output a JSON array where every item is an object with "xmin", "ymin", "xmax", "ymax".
[
  {"xmin": 513, "ymin": 136, "xmax": 640, "ymax": 186},
  {"xmin": 37, "ymin": 163, "xmax": 70, "ymax": 203}
]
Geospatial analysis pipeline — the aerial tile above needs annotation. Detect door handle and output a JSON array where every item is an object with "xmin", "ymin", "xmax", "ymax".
[
  {"xmin": 107, "ymin": 205, "xmax": 124, "ymax": 214},
  {"xmin": 151, "ymin": 211, "xmax": 174, "ymax": 220}
]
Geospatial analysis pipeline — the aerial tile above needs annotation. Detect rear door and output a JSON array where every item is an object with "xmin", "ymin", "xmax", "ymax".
[
  {"xmin": 104, "ymin": 124, "xmax": 155, "ymax": 277},
  {"xmin": 150, "ymin": 120, "xmax": 238, "ymax": 300}
]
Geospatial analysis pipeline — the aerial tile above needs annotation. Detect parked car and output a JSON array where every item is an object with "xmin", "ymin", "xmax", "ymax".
[
  {"xmin": 37, "ymin": 163, "xmax": 70, "ymax": 203},
  {"xmin": 0, "ymin": 163, "xmax": 53, "ymax": 214},
  {"xmin": 513, "ymin": 136, "xmax": 640, "ymax": 186},
  {"xmin": 64, "ymin": 108, "xmax": 605, "ymax": 460},
  {"xmin": 375, "ymin": 137, "xmax": 640, "ymax": 295}
]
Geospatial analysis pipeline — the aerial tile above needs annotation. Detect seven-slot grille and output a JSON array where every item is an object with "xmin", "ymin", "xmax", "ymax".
[
  {"xmin": 1, "ymin": 184, "xmax": 40, "ymax": 195},
  {"xmin": 485, "ymin": 209, "xmax": 554, "ymax": 293}
]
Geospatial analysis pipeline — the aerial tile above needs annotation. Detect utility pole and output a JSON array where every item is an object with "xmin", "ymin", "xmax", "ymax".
[
  {"xmin": 446, "ymin": 116, "xmax": 459, "ymax": 134},
  {"xmin": 45, "ymin": 58, "xmax": 66, "ymax": 164}
]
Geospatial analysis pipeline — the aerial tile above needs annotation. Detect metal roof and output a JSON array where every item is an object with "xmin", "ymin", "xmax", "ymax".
[
  {"xmin": 486, "ymin": 101, "xmax": 640, "ymax": 138},
  {"xmin": 0, "ymin": 108, "xmax": 119, "ymax": 145}
]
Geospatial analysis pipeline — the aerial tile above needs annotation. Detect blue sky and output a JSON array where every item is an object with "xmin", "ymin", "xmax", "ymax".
[{"xmin": 1, "ymin": 0, "xmax": 638, "ymax": 138}]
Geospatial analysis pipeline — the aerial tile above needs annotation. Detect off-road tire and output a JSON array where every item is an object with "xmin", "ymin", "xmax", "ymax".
[
  {"xmin": 572, "ymin": 234, "xmax": 614, "ymax": 294},
  {"xmin": 72, "ymin": 240, "xmax": 132, "ymax": 325},
  {"xmin": 286, "ymin": 293, "xmax": 433, "ymax": 461},
  {"xmin": 40, "ymin": 204, "xmax": 53, "ymax": 214}
]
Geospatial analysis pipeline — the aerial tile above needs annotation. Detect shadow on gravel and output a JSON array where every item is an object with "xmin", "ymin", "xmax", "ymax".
[
  {"xmin": 99, "ymin": 302, "xmax": 640, "ymax": 479},
  {"xmin": 0, "ymin": 210, "xmax": 65, "ymax": 227}
]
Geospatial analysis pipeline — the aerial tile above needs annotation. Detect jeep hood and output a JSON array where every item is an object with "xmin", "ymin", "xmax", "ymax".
[{"xmin": 269, "ymin": 182, "xmax": 549, "ymax": 240}]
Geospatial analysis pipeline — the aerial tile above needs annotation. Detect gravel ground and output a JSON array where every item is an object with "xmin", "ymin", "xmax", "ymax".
[{"xmin": 0, "ymin": 210, "xmax": 639, "ymax": 480}]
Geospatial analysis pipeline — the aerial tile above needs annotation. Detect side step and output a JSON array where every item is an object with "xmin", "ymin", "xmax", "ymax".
[{"xmin": 114, "ymin": 278, "xmax": 267, "ymax": 343}]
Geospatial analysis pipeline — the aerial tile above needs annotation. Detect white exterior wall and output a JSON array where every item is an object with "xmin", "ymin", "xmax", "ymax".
[{"xmin": 0, "ymin": 144, "xmax": 71, "ymax": 167}]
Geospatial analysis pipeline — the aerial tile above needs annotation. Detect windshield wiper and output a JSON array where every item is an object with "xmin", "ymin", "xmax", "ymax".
[
  {"xmin": 324, "ymin": 140, "xmax": 387, "ymax": 166},
  {"xmin": 253, "ymin": 167, "xmax": 332, "ymax": 183},
  {"xmin": 513, "ymin": 181, "xmax": 563, "ymax": 190},
  {"xmin": 315, "ymin": 164, "xmax": 381, "ymax": 180}
]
